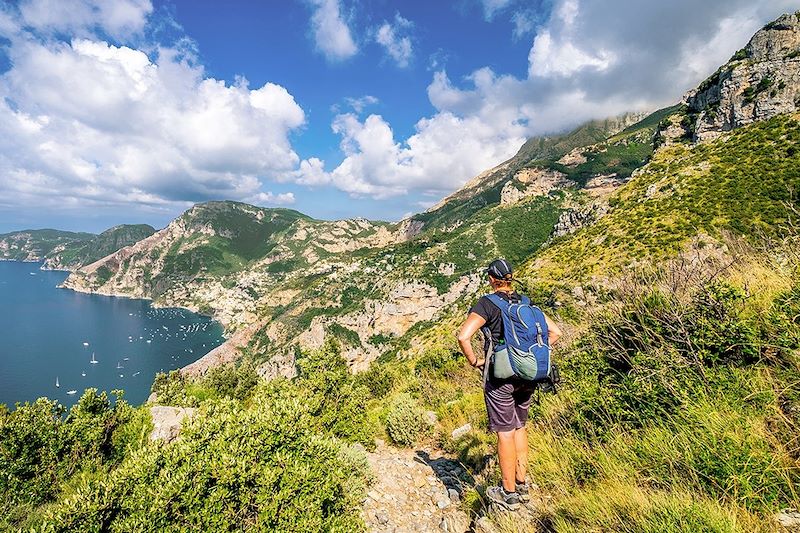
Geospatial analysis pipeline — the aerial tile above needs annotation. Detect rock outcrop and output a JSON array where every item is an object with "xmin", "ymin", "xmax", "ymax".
[
  {"xmin": 499, "ymin": 168, "xmax": 570, "ymax": 206},
  {"xmin": 686, "ymin": 12, "xmax": 800, "ymax": 141},
  {"xmin": 552, "ymin": 203, "xmax": 610, "ymax": 238},
  {"xmin": 149, "ymin": 405, "xmax": 196, "ymax": 443}
]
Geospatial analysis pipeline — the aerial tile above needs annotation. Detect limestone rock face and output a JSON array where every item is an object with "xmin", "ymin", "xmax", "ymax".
[
  {"xmin": 499, "ymin": 168, "xmax": 570, "ymax": 206},
  {"xmin": 686, "ymin": 13, "xmax": 800, "ymax": 141},
  {"xmin": 552, "ymin": 203, "xmax": 609, "ymax": 238},
  {"xmin": 149, "ymin": 406, "xmax": 196, "ymax": 443}
]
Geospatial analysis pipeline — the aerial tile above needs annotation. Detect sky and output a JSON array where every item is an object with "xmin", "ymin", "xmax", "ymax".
[{"xmin": 0, "ymin": 0, "xmax": 798, "ymax": 233}]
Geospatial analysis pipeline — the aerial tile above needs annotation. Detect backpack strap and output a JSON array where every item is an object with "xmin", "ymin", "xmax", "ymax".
[{"xmin": 485, "ymin": 293, "xmax": 510, "ymax": 311}]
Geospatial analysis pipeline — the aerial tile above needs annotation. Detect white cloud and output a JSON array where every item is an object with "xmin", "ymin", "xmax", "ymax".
[
  {"xmin": 18, "ymin": 0, "xmax": 153, "ymax": 40},
  {"xmin": 511, "ymin": 10, "xmax": 537, "ymax": 40},
  {"xmin": 343, "ymin": 95, "xmax": 379, "ymax": 113},
  {"xmin": 292, "ymin": 0, "xmax": 799, "ymax": 201},
  {"xmin": 481, "ymin": 0, "xmax": 514, "ymax": 20},
  {"xmin": 307, "ymin": 0, "xmax": 357, "ymax": 62},
  {"xmin": 247, "ymin": 191, "xmax": 296, "ymax": 206},
  {"xmin": 375, "ymin": 14, "xmax": 413, "ymax": 68},
  {"xmin": 0, "ymin": 11, "xmax": 306, "ymax": 214}
]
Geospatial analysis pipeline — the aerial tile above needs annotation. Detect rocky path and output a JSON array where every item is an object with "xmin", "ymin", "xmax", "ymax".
[
  {"xmin": 362, "ymin": 442, "xmax": 473, "ymax": 532},
  {"xmin": 362, "ymin": 442, "xmax": 549, "ymax": 532},
  {"xmin": 361, "ymin": 441, "xmax": 553, "ymax": 533}
]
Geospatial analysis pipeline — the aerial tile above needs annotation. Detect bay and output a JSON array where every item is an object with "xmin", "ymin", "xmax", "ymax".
[{"xmin": 0, "ymin": 260, "xmax": 225, "ymax": 408}]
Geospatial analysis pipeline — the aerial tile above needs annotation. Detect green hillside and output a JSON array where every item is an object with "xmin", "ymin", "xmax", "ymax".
[
  {"xmin": 525, "ymin": 113, "xmax": 800, "ymax": 287},
  {"xmin": 0, "ymin": 229, "xmax": 95, "ymax": 261},
  {"xmin": 44, "ymin": 224, "xmax": 156, "ymax": 270}
]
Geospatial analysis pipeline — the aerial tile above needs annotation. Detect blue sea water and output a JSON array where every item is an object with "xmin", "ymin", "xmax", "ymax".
[{"xmin": 0, "ymin": 260, "xmax": 225, "ymax": 408}]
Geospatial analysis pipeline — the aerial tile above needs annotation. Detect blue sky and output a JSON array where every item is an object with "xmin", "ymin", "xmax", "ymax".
[{"xmin": 0, "ymin": 0, "xmax": 797, "ymax": 233}]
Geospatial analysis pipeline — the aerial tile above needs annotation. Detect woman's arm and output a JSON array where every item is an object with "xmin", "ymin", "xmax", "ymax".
[
  {"xmin": 457, "ymin": 312, "xmax": 487, "ymax": 367},
  {"xmin": 545, "ymin": 314, "xmax": 562, "ymax": 345}
]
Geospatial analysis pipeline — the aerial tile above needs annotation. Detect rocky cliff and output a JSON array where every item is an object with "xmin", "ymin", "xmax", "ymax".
[{"xmin": 686, "ymin": 12, "xmax": 800, "ymax": 141}]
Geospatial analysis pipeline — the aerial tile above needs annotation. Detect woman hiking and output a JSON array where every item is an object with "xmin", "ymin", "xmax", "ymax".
[{"xmin": 457, "ymin": 259, "xmax": 562, "ymax": 510}]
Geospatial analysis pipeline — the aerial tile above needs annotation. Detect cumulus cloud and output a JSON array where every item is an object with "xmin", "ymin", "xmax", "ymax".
[
  {"xmin": 0, "ymin": 4, "xmax": 306, "ymax": 215},
  {"xmin": 293, "ymin": 0, "xmax": 799, "ymax": 201},
  {"xmin": 246, "ymin": 191, "xmax": 296, "ymax": 206},
  {"xmin": 375, "ymin": 14, "xmax": 413, "ymax": 68},
  {"xmin": 17, "ymin": 0, "xmax": 153, "ymax": 40},
  {"xmin": 306, "ymin": 0, "xmax": 358, "ymax": 62}
]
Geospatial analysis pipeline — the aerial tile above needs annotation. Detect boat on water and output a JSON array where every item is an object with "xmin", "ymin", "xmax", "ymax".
[
  {"xmin": 116, "ymin": 361, "xmax": 123, "ymax": 369},
  {"xmin": 90, "ymin": 352, "xmax": 98, "ymax": 364},
  {"xmin": 55, "ymin": 376, "xmax": 60, "ymax": 388},
  {"xmin": 81, "ymin": 371, "xmax": 86, "ymax": 377},
  {"xmin": 83, "ymin": 342, "xmax": 89, "ymax": 346},
  {"xmin": 67, "ymin": 390, "xmax": 77, "ymax": 395}
]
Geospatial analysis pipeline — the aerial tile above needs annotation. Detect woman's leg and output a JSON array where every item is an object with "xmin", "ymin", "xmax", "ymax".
[
  {"xmin": 514, "ymin": 426, "xmax": 528, "ymax": 483},
  {"xmin": 497, "ymin": 430, "xmax": 517, "ymax": 492}
]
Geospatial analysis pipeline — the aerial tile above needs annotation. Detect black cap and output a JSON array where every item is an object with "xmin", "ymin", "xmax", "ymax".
[{"xmin": 486, "ymin": 259, "xmax": 513, "ymax": 281}]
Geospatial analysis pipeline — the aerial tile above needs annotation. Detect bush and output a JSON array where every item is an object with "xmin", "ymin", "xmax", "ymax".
[
  {"xmin": 355, "ymin": 362, "xmax": 396, "ymax": 399},
  {"xmin": 42, "ymin": 395, "xmax": 367, "ymax": 532},
  {"xmin": 0, "ymin": 390, "xmax": 140, "ymax": 510},
  {"xmin": 386, "ymin": 394, "xmax": 430, "ymax": 446}
]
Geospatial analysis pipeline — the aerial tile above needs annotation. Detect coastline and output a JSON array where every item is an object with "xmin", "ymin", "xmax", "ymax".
[{"xmin": 3, "ymin": 258, "xmax": 230, "ymax": 380}]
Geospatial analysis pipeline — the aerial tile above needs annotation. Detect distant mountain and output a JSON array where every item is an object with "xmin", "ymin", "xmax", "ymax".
[
  {"xmin": 0, "ymin": 225, "xmax": 155, "ymax": 269},
  {"xmin": 42, "ymin": 224, "xmax": 156, "ymax": 270},
  {"xmin": 0, "ymin": 229, "xmax": 95, "ymax": 262}
]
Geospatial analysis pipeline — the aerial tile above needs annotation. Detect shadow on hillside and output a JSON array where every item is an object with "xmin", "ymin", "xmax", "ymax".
[{"xmin": 414, "ymin": 450, "xmax": 475, "ymax": 498}]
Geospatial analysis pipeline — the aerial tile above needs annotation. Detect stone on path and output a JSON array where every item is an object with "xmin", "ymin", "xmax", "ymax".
[
  {"xmin": 451, "ymin": 423, "xmax": 472, "ymax": 440},
  {"xmin": 777, "ymin": 508, "xmax": 800, "ymax": 530}
]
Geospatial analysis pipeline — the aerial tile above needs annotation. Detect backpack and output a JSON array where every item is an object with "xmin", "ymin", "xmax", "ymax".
[{"xmin": 485, "ymin": 293, "xmax": 559, "ymax": 388}]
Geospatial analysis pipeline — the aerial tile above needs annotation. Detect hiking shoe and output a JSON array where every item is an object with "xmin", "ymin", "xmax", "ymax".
[
  {"xmin": 515, "ymin": 481, "xmax": 531, "ymax": 503},
  {"xmin": 486, "ymin": 486, "xmax": 521, "ymax": 511}
]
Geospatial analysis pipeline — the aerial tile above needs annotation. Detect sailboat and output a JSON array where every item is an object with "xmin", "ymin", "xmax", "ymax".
[
  {"xmin": 55, "ymin": 376, "xmax": 60, "ymax": 388},
  {"xmin": 116, "ymin": 361, "xmax": 123, "ymax": 369},
  {"xmin": 90, "ymin": 352, "xmax": 98, "ymax": 364}
]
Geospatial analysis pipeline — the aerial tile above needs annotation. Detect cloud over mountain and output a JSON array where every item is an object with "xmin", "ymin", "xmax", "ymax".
[
  {"xmin": 0, "ymin": 1, "xmax": 305, "ymax": 216},
  {"xmin": 294, "ymin": 0, "xmax": 799, "ymax": 200}
]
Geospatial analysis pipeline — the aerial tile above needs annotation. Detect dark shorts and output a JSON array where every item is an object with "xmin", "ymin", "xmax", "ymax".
[{"xmin": 484, "ymin": 377, "xmax": 536, "ymax": 433}]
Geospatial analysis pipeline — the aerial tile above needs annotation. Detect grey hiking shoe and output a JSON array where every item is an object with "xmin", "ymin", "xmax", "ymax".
[
  {"xmin": 515, "ymin": 481, "xmax": 530, "ymax": 503},
  {"xmin": 486, "ymin": 486, "xmax": 521, "ymax": 511}
]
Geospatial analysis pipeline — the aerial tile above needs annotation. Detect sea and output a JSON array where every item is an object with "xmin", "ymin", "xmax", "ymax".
[{"xmin": 0, "ymin": 260, "xmax": 225, "ymax": 409}]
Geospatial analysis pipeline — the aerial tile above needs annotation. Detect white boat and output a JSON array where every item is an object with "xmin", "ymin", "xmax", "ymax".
[
  {"xmin": 67, "ymin": 390, "xmax": 77, "ymax": 395},
  {"xmin": 90, "ymin": 352, "xmax": 98, "ymax": 364},
  {"xmin": 116, "ymin": 362, "xmax": 123, "ymax": 369},
  {"xmin": 123, "ymin": 357, "xmax": 130, "ymax": 361},
  {"xmin": 82, "ymin": 342, "xmax": 89, "ymax": 346},
  {"xmin": 55, "ymin": 376, "xmax": 60, "ymax": 388},
  {"xmin": 119, "ymin": 374, "xmax": 124, "ymax": 378},
  {"xmin": 81, "ymin": 371, "xmax": 86, "ymax": 377},
  {"xmin": 133, "ymin": 371, "xmax": 140, "ymax": 376}
]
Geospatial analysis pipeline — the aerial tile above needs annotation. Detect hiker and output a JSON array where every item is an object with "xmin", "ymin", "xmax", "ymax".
[{"xmin": 456, "ymin": 259, "xmax": 562, "ymax": 510}]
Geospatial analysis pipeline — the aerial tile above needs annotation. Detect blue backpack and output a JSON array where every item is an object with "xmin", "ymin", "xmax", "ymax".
[{"xmin": 486, "ymin": 293, "xmax": 552, "ymax": 382}]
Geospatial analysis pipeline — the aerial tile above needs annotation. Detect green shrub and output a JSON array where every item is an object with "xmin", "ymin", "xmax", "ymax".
[
  {"xmin": 385, "ymin": 394, "xmax": 430, "ymax": 446},
  {"xmin": 0, "ymin": 390, "xmax": 139, "ymax": 510},
  {"xmin": 355, "ymin": 362, "xmax": 396, "ymax": 399},
  {"xmin": 42, "ymin": 395, "xmax": 367, "ymax": 532}
]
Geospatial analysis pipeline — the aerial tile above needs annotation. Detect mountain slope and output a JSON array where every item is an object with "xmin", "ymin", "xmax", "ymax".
[
  {"xmin": 42, "ymin": 224, "xmax": 155, "ymax": 270},
  {"xmin": 0, "ymin": 229, "xmax": 95, "ymax": 262}
]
